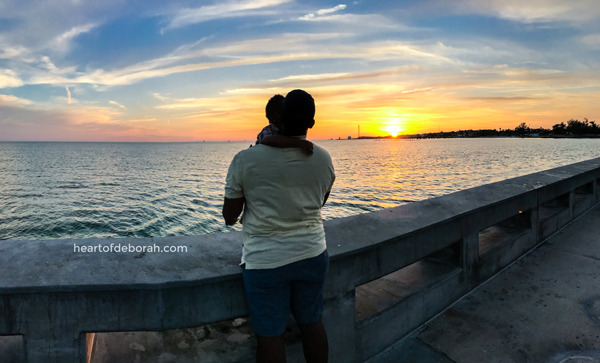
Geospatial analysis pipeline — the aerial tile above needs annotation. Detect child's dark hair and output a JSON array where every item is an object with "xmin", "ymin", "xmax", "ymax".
[{"xmin": 265, "ymin": 94, "xmax": 285, "ymax": 124}]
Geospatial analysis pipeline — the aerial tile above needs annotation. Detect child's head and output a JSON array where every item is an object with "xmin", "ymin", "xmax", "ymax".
[{"xmin": 265, "ymin": 94, "xmax": 285, "ymax": 126}]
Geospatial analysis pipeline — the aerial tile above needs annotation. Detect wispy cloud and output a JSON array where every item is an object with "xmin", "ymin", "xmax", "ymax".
[
  {"xmin": 216, "ymin": 68, "xmax": 416, "ymax": 94},
  {"xmin": 0, "ymin": 94, "xmax": 33, "ymax": 106},
  {"xmin": 317, "ymin": 4, "xmax": 347, "ymax": 16},
  {"xmin": 220, "ymin": 87, "xmax": 285, "ymax": 96},
  {"xmin": 25, "ymin": 35, "xmax": 455, "ymax": 88},
  {"xmin": 155, "ymin": 96, "xmax": 239, "ymax": 111},
  {"xmin": 0, "ymin": 101, "xmax": 175, "ymax": 142},
  {"xmin": 449, "ymin": 0, "xmax": 600, "ymax": 24},
  {"xmin": 109, "ymin": 100, "xmax": 127, "ymax": 110},
  {"xmin": 67, "ymin": 53, "xmax": 327, "ymax": 87},
  {"xmin": 166, "ymin": 0, "xmax": 290, "ymax": 29},
  {"xmin": 0, "ymin": 69, "xmax": 23, "ymax": 88},
  {"xmin": 297, "ymin": 13, "xmax": 399, "ymax": 30},
  {"xmin": 0, "ymin": 36, "xmax": 28, "ymax": 59},
  {"xmin": 581, "ymin": 33, "xmax": 600, "ymax": 49},
  {"xmin": 271, "ymin": 73, "xmax": 351, "ymax": 82},
  {"xmin": 51, "ymin": 23, "xmax": 97, "ymax": 53},
  {"xmin": 65, "ymin": 85, "xmax": 72, "ymax": 105},
  {"xmin": 35, "ymin": 56, "xmax": 77, "ymax": 76},
  {"xmin": 262, "ymin": 67, "xmax": 420, "ymax": 87},
  {"xmin": 25, "ymin": 33, "xmax": 346, "ymax": 87},
  {"xmin": 299, "ymin": 4, "xmax": 347, "ymax": 20},
  {"xmin": 152, "ymin": 93, "xmax": 170, "ymax": 102}
]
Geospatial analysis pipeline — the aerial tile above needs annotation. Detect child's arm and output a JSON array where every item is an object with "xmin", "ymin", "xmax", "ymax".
[{"xmin": 261, "ymin": 135, "xmax": 313, "ymax": 155}]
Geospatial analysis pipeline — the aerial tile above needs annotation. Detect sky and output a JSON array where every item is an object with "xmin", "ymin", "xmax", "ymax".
[{"xmin": 0, "ymin": 0, "xmax": 599, "ymax": 141}]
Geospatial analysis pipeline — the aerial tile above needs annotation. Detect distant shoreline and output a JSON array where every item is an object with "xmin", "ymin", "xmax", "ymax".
[
  {"xmin": 334, "ymin": 119, "xmax": 600, "ymax": 141},
  {"xmin": 340, "ymin": 134, "xmax": 600, "ymax": 140},
  {"xmin": 3, "ymin": 135, "xmax": 600, "ymax": 143}
]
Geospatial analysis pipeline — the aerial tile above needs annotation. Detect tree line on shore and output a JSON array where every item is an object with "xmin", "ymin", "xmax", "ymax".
[{"xmin": 396, "ymin": 118, "xmax": 599, "ymax": 139}]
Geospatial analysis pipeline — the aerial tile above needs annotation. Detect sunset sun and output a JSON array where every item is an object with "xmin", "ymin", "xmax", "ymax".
[{"xmin": 383, "ymin": 125, "xmax": 403, "ymax": 137}]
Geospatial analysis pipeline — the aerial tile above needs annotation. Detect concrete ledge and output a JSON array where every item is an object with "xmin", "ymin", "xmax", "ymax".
[
  {"xmin": 1, "ymin": 158, "xmax": 600, "ymax": 362},
  {"xmin": 0, "ymin": 232, "xmax": 244, "ymax": 294}
]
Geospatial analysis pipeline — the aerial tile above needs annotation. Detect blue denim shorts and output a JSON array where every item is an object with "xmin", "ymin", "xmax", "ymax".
[{"xmin": 242, "ymin": 250, "xmax": 329, "ymax": 337}]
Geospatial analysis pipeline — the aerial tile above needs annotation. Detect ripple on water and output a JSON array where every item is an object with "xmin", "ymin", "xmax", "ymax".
[{"xmin": 1, "ymin": 139, "xmax": 600, "ymax": 240}]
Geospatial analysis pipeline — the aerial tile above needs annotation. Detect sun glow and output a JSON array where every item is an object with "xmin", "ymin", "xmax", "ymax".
[{"xmin": 382, "ymin": 124, "xmax": 403, "ymax": 137}]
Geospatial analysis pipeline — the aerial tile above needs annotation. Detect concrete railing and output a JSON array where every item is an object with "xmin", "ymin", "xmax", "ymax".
[{"xmin": 1, "ymin": 158, "xmax": 599, "ymax": 362}]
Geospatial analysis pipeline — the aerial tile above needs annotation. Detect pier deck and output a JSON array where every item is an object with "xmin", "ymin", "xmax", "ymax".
[{"xmin": 374, "ymin": 203, "xmax": 600, "ymax": 362}]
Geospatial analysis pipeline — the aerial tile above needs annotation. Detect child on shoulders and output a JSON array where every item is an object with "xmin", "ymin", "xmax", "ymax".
[{"xmin": 257, "ymin": 94, "xmax": 313, "ymax": 155}]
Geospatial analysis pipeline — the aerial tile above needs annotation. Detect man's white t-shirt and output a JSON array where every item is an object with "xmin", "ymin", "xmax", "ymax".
[{"xmin": 224, "ymin": 138, "xmax": 335, "ymax": 269}]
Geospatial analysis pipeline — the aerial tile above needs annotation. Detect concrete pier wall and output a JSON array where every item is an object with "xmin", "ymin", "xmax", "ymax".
[{"xmin": 1, "ymin": 158, "xmax": 599, "ymax": 362}]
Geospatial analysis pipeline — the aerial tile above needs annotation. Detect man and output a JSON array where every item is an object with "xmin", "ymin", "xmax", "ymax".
[
  {"xmin": 256, "ymin": 93, "xmax": 314, "ymax": 154},
  {"xmin": 223, "ymin": 89, "xmax": 335, "ymax": 363}
]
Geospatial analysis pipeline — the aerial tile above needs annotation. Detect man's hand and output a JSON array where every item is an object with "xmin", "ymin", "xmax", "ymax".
[{"xmin": 223, "ymin": 197, "xmax": 245, "ymax": 225}]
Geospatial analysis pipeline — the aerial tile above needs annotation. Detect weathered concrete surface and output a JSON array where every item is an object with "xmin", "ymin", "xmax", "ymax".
[
  {"xmin": 0, "ymin": 232, "xmax": 244, "ymax": 294},
  {"xmin": 89, "ymin": 318, "xmax": 305, "ymax": 363},
  {"xmin": 0, "ymin": 336, "xmax": 23, "ymax": 362},
  {"xmin": 1, "ymin": 158, "xmax": 598, "ymax": 362},
  {"xmin": 4, "ymin": 159, "xmax": 597, "ymax": 295},
  {"xmin": 378, "ymin": 203, "xmax": 600, "ymax": 363}
]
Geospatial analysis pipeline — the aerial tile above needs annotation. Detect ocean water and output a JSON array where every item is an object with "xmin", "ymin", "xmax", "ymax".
[{"xmin": 1, "ymin": 138, "xmax": 599, "ymax": 241}]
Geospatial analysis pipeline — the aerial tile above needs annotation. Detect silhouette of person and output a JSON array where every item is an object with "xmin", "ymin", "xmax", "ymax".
[{"xmin": 223, "ymin": 89, "xmax": 335, "ymax": 362}]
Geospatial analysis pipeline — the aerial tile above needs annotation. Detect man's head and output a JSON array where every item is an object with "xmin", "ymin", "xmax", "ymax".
[
  {"xmin": 281, "ymin": 89, "xmax": 315, "ymax": 136},
  {"xmin": 265, "ymin": 94, "xmax": 285, "ymax": 126}
]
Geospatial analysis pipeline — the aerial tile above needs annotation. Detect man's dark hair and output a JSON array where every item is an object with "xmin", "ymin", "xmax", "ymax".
[
  {"xmin": 265, "ymin": 94, "xmax": 284, "ymax": 124},
  {"xmin": 281, "ymin": 89, "xmax": 315, "ymax": 136}
]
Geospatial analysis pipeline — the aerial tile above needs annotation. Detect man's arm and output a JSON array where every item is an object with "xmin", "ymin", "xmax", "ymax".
[
  {"xmin": 223, "ymin": 197, "xmax": 245, "ymax": 226},
  {"xmin": 261, "ymin": 135, "xmax": 313, "ymax": 155}
]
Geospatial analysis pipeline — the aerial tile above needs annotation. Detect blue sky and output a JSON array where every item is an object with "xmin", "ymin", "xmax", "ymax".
[{"xmin": 0, "ymin": 0, "xmax": 599, "ymax": 141}]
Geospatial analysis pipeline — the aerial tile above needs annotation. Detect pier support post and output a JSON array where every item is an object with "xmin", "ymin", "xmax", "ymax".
[
  {"xmin": 462, "ymin": 233, "xmax": 479, "ymax": 287},
  {"xmin": 568, "ymin": 190, "xmax": 575, "ymax": 220},
  {"xmin": 530, "ymin": 206, "xmax": 539, "ymax": 247},
  {"xmin": 25, "ymin": 333, "xmax": 85, "ymax": 363},
  {"xmin": 323, "ymin": 291, "xmax": 357, "ymax": 362}
]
